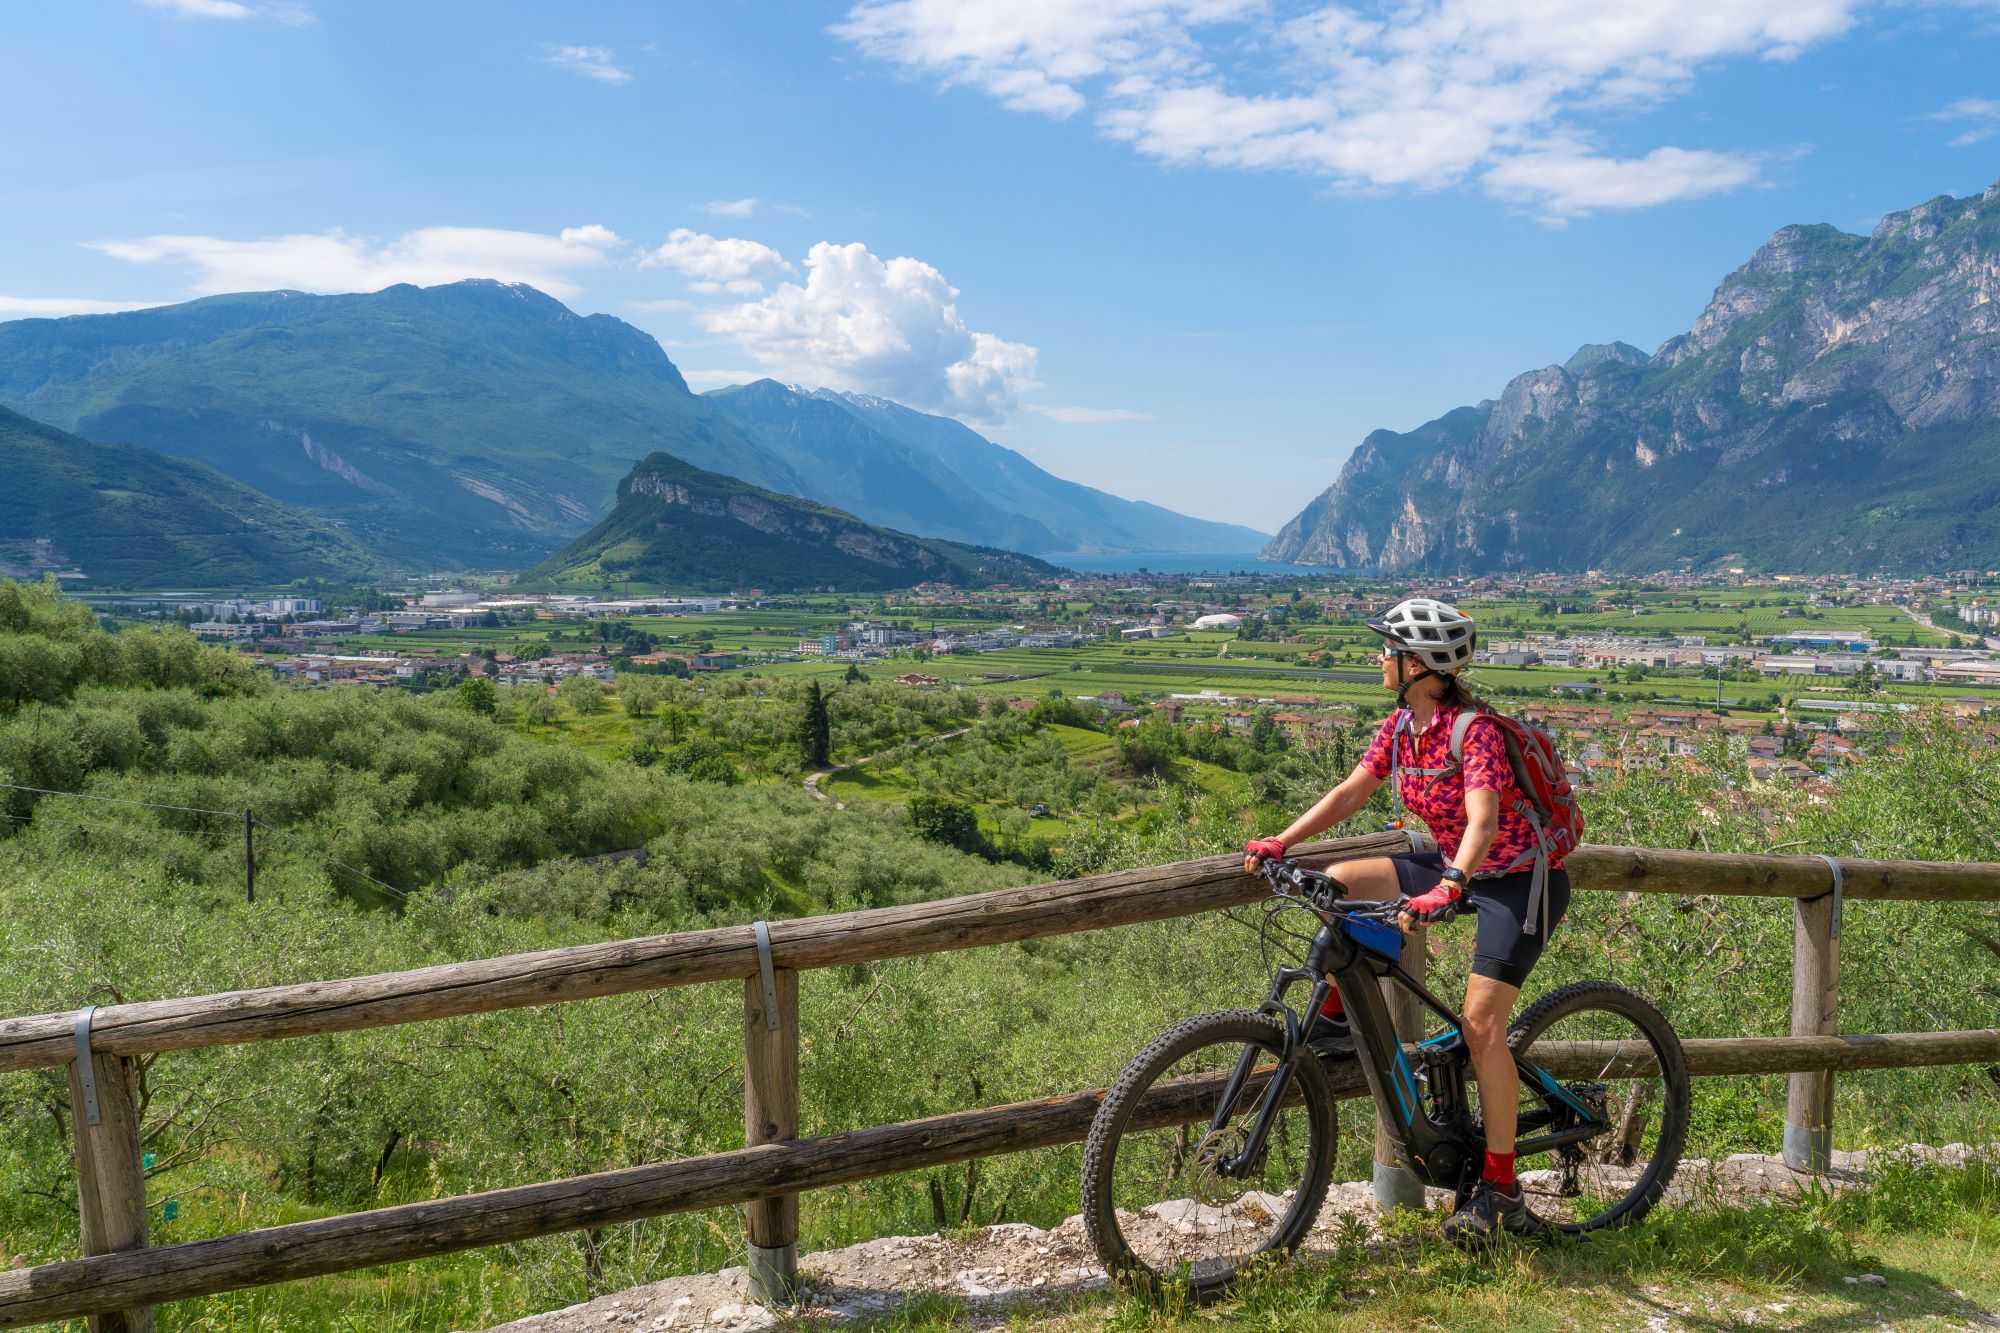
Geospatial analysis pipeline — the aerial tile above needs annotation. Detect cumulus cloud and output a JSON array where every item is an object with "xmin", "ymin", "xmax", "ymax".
[
  {"xmin": 0, "ymin": 295, "xmax": 153, "ymax": 318},
  {"xmin": 1027, "ymin": 404, "xmax": 1154, "ymax": 423},
  {"xmin": 89, "ymin": 224, "xmax": 624, "ymax": 299},
  {"xmin": 700, "ymin": 198, "xmax": 760, "ymax": 217},
  {"xmin": 544, "ymin": 45, "xmax": 632, "ymax": 84},
  {"xmin": 700, "ymin": 241, "xmax": 1038, "ymax": 420},
  {"xmin": 833, "ymin": 0, "xmax": 1871, "ymax": 217},
  {"xmin": 1927, "ymin": 96, "xmax": 2000, "ymax": 147},
  {"xmin": 640, "ymin": 229, "xmax": 794, "ymax": 293}
]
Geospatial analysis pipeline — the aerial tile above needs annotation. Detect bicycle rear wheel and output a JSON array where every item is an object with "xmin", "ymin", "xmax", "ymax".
[
  {"xmin": 1503, "ymin": 980, "xmax": 1688, "ymax": 1234},
  {"xmin": 1082, "ymin": 1010, "xmax": 1337, "ymax": 1293}
]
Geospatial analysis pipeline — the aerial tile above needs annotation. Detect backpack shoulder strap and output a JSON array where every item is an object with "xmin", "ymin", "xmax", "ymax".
[{"xmin": 1447, "ymin": 707, "xmax": 1481, "ymax": 765}]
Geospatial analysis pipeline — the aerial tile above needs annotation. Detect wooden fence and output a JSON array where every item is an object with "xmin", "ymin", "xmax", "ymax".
[{"xmin": 3, "ymin": 832, "xmax": 1997, "ymax": 1332}]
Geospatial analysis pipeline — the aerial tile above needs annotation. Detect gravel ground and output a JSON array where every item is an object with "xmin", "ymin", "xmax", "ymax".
[{"xmin": 476, "ymin": 1144, "xmax": 1989, "ymax": 1333}]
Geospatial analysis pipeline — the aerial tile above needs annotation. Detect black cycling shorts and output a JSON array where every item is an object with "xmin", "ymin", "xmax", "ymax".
[{"xmin": 1392, "ymin": 850, "xmax": 1571, "ymax": 989}]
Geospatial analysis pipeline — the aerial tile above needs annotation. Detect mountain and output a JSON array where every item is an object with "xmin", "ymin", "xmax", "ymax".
[
  {"xmin": 705, "ymin": 381, "xmax": 1270, "ymax": 555},
  {"xmin": 523, "ymin": 452, "xmax": 1063, "ymax": 593},
  {"xmin": 0, "ymin": 284, "xmax": 1262, "ymax": 571},
  {"xmin": 1264, "ymin": 179, "xmax": 2000, "ymax": 574},
  {"xmin": 0, "ymin": 406, "xmax": 374, "ymax": 588},
  {"xmin": 0, "ymin": 282, "xmax": 788, "ymax": 567}
]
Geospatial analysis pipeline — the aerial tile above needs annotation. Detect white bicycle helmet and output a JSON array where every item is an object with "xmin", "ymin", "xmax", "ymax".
[{"xmin": 1368, "ymin": 598, "xmax": 1476, "ymax": 674}]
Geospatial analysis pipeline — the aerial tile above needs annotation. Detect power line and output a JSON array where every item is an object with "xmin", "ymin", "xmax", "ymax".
[
  {"xmin": 0, "ymin": 784, "xmax": 412, "ymax": 904},
  {"xmin": 250, "ymin": 819, "xmax": 413, "ymax": 903},
  {"xmin": 0, "ymin": 782, "xmax": 240, "ymax": 819}
]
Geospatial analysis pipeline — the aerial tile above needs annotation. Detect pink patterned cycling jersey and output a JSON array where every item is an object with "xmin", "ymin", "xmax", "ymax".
[{"xmin": 1359, "ymin": 706, "xmax": 1557, "ymax": 873}]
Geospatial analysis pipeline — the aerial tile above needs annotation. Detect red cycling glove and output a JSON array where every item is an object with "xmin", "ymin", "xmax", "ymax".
[
  {"xmin": 1244, "ymin": 837, "xmax": 1287, "ymax": 863},
  {"xmin": 1403, "ymin": 881, "xmax": 1462, "ymax": 923}
]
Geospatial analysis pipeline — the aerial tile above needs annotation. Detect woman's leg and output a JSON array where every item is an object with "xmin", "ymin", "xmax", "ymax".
[
  {"xmin": 1306, "ymin": 857, "xmax": 1416, "ymax": 1056},
  {"xmin": 1462, "ymin": 973, "xmax": 1522, "ymax": 1160},
  {"xmin": 1327, "ymin": 856, "xmax": 1405, "ymax": 902}
]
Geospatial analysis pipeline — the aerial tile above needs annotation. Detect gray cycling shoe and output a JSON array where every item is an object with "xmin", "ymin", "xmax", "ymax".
[
  {"xmin": 1305, "ymin": 1014, "xmax": 1355, "ymax": 1060},
  {"xmin": 1442, "ymin": 1179, "xmax": 1541, "ymax": 1244}
]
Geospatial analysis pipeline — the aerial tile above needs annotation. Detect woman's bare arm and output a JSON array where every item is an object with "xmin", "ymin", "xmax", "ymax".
[{"xmin": 1251, "ymin": 763, "xmax": 1385, "ymax": 861}]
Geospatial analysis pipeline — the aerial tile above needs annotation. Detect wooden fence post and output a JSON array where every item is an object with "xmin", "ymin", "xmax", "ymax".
[
  {"xmin": 1374, "ymin": 924, "xmax": 1427, "ymax": 1211},
  {"xmin": 743, "ymin": 923, "xmax": 799, "ymax": 1307},
  {"xmin": 69, "ymin": 1009, "xmax": 153, "ymax": 1333},
  {"xmin": 1784, "ymin": 861, "xmax": 1842, "ymax": 1173}
]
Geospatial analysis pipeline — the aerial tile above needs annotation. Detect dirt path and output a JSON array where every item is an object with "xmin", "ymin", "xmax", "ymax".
[
  {"xmin": 803, "ymin": 727, "xmax": 973, "ymax": 809},
  {"xmin": 477, "ymin": 1143, "xmax": 1990, "ymax": 1333}
]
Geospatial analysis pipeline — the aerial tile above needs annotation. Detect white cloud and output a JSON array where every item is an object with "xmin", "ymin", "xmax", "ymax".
[
  {"xmin": 700, "ymin": 241, "xmax": 1039, "ymax": 420},
  {"xmin": 835, "ymin": 0, "xmax": 1869, "ymax": 217},
  {"xmin": 89, "ymin": 224, "xmax": 624, "ymax": 299},
  {"xmin": 136, "ymin": 0, "xmax": 312, "ymax": 20},
  {"xmin": 700, "ymin": 198, "xmax": 760, "ymax": 217},
  {"xmin": 0, "ymin": 295, "xmax": 153, "ymax": 318},
  {"xmin": 1927, "ymin": 96, "xmax": 2000, "ymax": 147},
  {"xmin": 139, "ymin": 0, "xmax": 253, "ymax": 17},
  {"xmin": 639, "ymin": 228, "xmax": 794, "ymax": 293},
  {"xmin": 1027, "ymin": 404, "xmax": 1154, "ymax": 422},
  {"xmin": 544, "ymin": 45, "xmax": 632, "ymax": 85},
  {"xmin": 1484, "ymin": 146, "xmax": 1763, "ymax": 221}
]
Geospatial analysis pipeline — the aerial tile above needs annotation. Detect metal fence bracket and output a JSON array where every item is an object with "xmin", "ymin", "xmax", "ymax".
[
  {"xmin": 752, "ymin": 922, "xmax": 781, "ymax": 1031},
  {"xmin": 72, "ymin": 1005, "xmax": 101, "ymax": 1127},
  {"xmin": 1812, "ymin": 854, "xmax": 1845, "ymax": 939}
]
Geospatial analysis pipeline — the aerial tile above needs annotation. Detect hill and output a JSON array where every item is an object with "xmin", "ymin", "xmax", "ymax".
[
  {"xmin": 705, "ymin": 381, "xmax": 1269, "ymax": 555},
  {"xmin": 522, "ymin": 451, "xmax": 1063, "ymax": 592},
  {"xmin": 0, "ymin": 284, "xmax": 1259, "ymax": 569},
  {"xmin": 0, "ymin": 406, "xmax": 374, "ymax": 587},
  {"xmin": 0, "ymin": 282, "xmax": 785, "ymax": 567},
  {"xmin": 1264, "ymin": 178, "xmax": 2000, "ymax": 574}
]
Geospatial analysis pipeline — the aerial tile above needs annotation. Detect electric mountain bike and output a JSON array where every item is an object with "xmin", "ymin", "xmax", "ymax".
[{"xmin": 1080, "ymin": 857, "xmax": 1688, "ymax": 1292}]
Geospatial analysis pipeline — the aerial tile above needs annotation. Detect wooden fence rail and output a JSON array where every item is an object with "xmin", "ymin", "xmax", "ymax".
[{"xmin": 2, "ymin": 833, "xmax": 1996, "ymax": 1330}]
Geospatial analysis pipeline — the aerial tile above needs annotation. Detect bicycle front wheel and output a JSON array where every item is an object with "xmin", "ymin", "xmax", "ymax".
[
  {"xmin": 1082, "ymin": 1010, "xmax": 1337, "ymax": 1293},
  {"xmin": 1505, "ymin": 980, "xmax": 1689, "ymax": 1234}
]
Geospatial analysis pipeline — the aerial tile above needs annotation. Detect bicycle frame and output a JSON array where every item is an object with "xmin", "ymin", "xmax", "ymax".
[{"xmin": 1214, "ymin": 889, "xmax": 1611, "ymax": 1193}]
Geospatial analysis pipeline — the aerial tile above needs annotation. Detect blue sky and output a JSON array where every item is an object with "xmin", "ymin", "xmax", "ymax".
[{"xmin": 4, "ymin": 0, "xmax": 1998, "ymax": 531}]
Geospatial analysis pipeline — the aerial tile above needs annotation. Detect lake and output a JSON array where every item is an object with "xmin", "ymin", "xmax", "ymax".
[{"xmin": 1047, "ymin": 552, "xmax": 1337, "ymax": 577}]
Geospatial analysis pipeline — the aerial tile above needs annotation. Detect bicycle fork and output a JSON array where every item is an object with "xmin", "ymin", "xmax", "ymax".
[{"xmin": 1209, "ymin": 965, "xmax": 1335, "ymax": 1178}]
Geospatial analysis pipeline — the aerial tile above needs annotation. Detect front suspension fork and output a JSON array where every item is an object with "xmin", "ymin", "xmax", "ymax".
[{"xmin": 1211, "ymin": 975, "xmax": 1335, "ymax": 1178}]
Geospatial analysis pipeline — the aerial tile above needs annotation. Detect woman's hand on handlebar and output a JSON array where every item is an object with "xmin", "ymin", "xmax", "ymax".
[{"xmin": 1243, "ymin": 836, "xmax": 1287, "ymax": 875}]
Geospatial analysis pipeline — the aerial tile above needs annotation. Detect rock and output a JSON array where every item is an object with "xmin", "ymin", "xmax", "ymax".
[{"xmin": 1844, "ymin": 1273, "xmax": 1887, "ymax": 1287}]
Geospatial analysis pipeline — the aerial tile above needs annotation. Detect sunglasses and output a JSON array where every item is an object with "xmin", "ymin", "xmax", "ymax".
[{"xmin": 1379, "ymin": 646, "xmax": 1402, "ymax": 662}]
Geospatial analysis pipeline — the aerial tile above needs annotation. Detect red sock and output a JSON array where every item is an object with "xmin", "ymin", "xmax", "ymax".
[
  {"xmin": 1483, "ymin": 1151, "xmax": 1517, "ymax": 1191},
  {"xmin": 1320, "ymin": 988, "xmax": 1346, "ymax": 1021}
]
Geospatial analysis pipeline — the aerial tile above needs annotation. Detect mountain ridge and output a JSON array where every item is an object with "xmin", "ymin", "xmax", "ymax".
[
  {"xmin": 0, "ymin": 284, "xmax": 1259, "ymax": 570},
  {"xmin": 0, "ymin": 406, "xmax": 376, "ymax": 587},
  {"xmin": 1264, "ymin": 178, "xmax": 2000, "ymax": 574},
  {"xmin": 703, "ymin": 379, "xmax": 1268, "ymax": 555},
  {"xmin": 523, "ymin": 451, "xmax": 1060, "ymax": 593}
]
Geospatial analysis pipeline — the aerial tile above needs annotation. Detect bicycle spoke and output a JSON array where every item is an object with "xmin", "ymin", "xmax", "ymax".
[{"xmin": 1084, "ymin": 1012, "xmax": 1337, "ymax": 1291}]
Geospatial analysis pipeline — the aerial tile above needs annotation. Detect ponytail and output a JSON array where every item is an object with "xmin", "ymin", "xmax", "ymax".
[{"xmin": 1435, "ymin": 672, "xmax": 1478, "ymax": 711}]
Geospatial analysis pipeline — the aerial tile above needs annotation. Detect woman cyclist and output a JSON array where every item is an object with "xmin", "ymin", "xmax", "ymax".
[{"xmin": 1242, "ymin": 597, "xmax": 1570, "ymax": 1242}]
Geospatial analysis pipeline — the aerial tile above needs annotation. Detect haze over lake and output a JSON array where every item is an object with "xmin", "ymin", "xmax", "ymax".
[{"xmin": 1053, "ymin": 553, "xmax": 1329, "ymax": 577}]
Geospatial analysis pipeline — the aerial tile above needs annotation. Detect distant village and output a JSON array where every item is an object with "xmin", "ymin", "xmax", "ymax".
[{"xmin": 126, "ymin": 566, "xmax": 2000, "ymax": 795}]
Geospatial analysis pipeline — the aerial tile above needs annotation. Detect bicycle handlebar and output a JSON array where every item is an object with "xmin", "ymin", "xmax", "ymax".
[{"xmin": 1254, "ymin": 857, "xmax": 1408, "ymax": 922}]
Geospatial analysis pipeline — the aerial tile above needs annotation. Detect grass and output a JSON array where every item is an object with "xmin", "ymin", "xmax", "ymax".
[{"xmin": 854, "ymin": 1160, "xmax": 1999, "ymax": 1333}]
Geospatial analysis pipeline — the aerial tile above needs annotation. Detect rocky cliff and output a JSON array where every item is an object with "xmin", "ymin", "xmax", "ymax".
[{"xmin": 1265, "ymin": 179, "xmax": 2000, "ymax": 573}]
